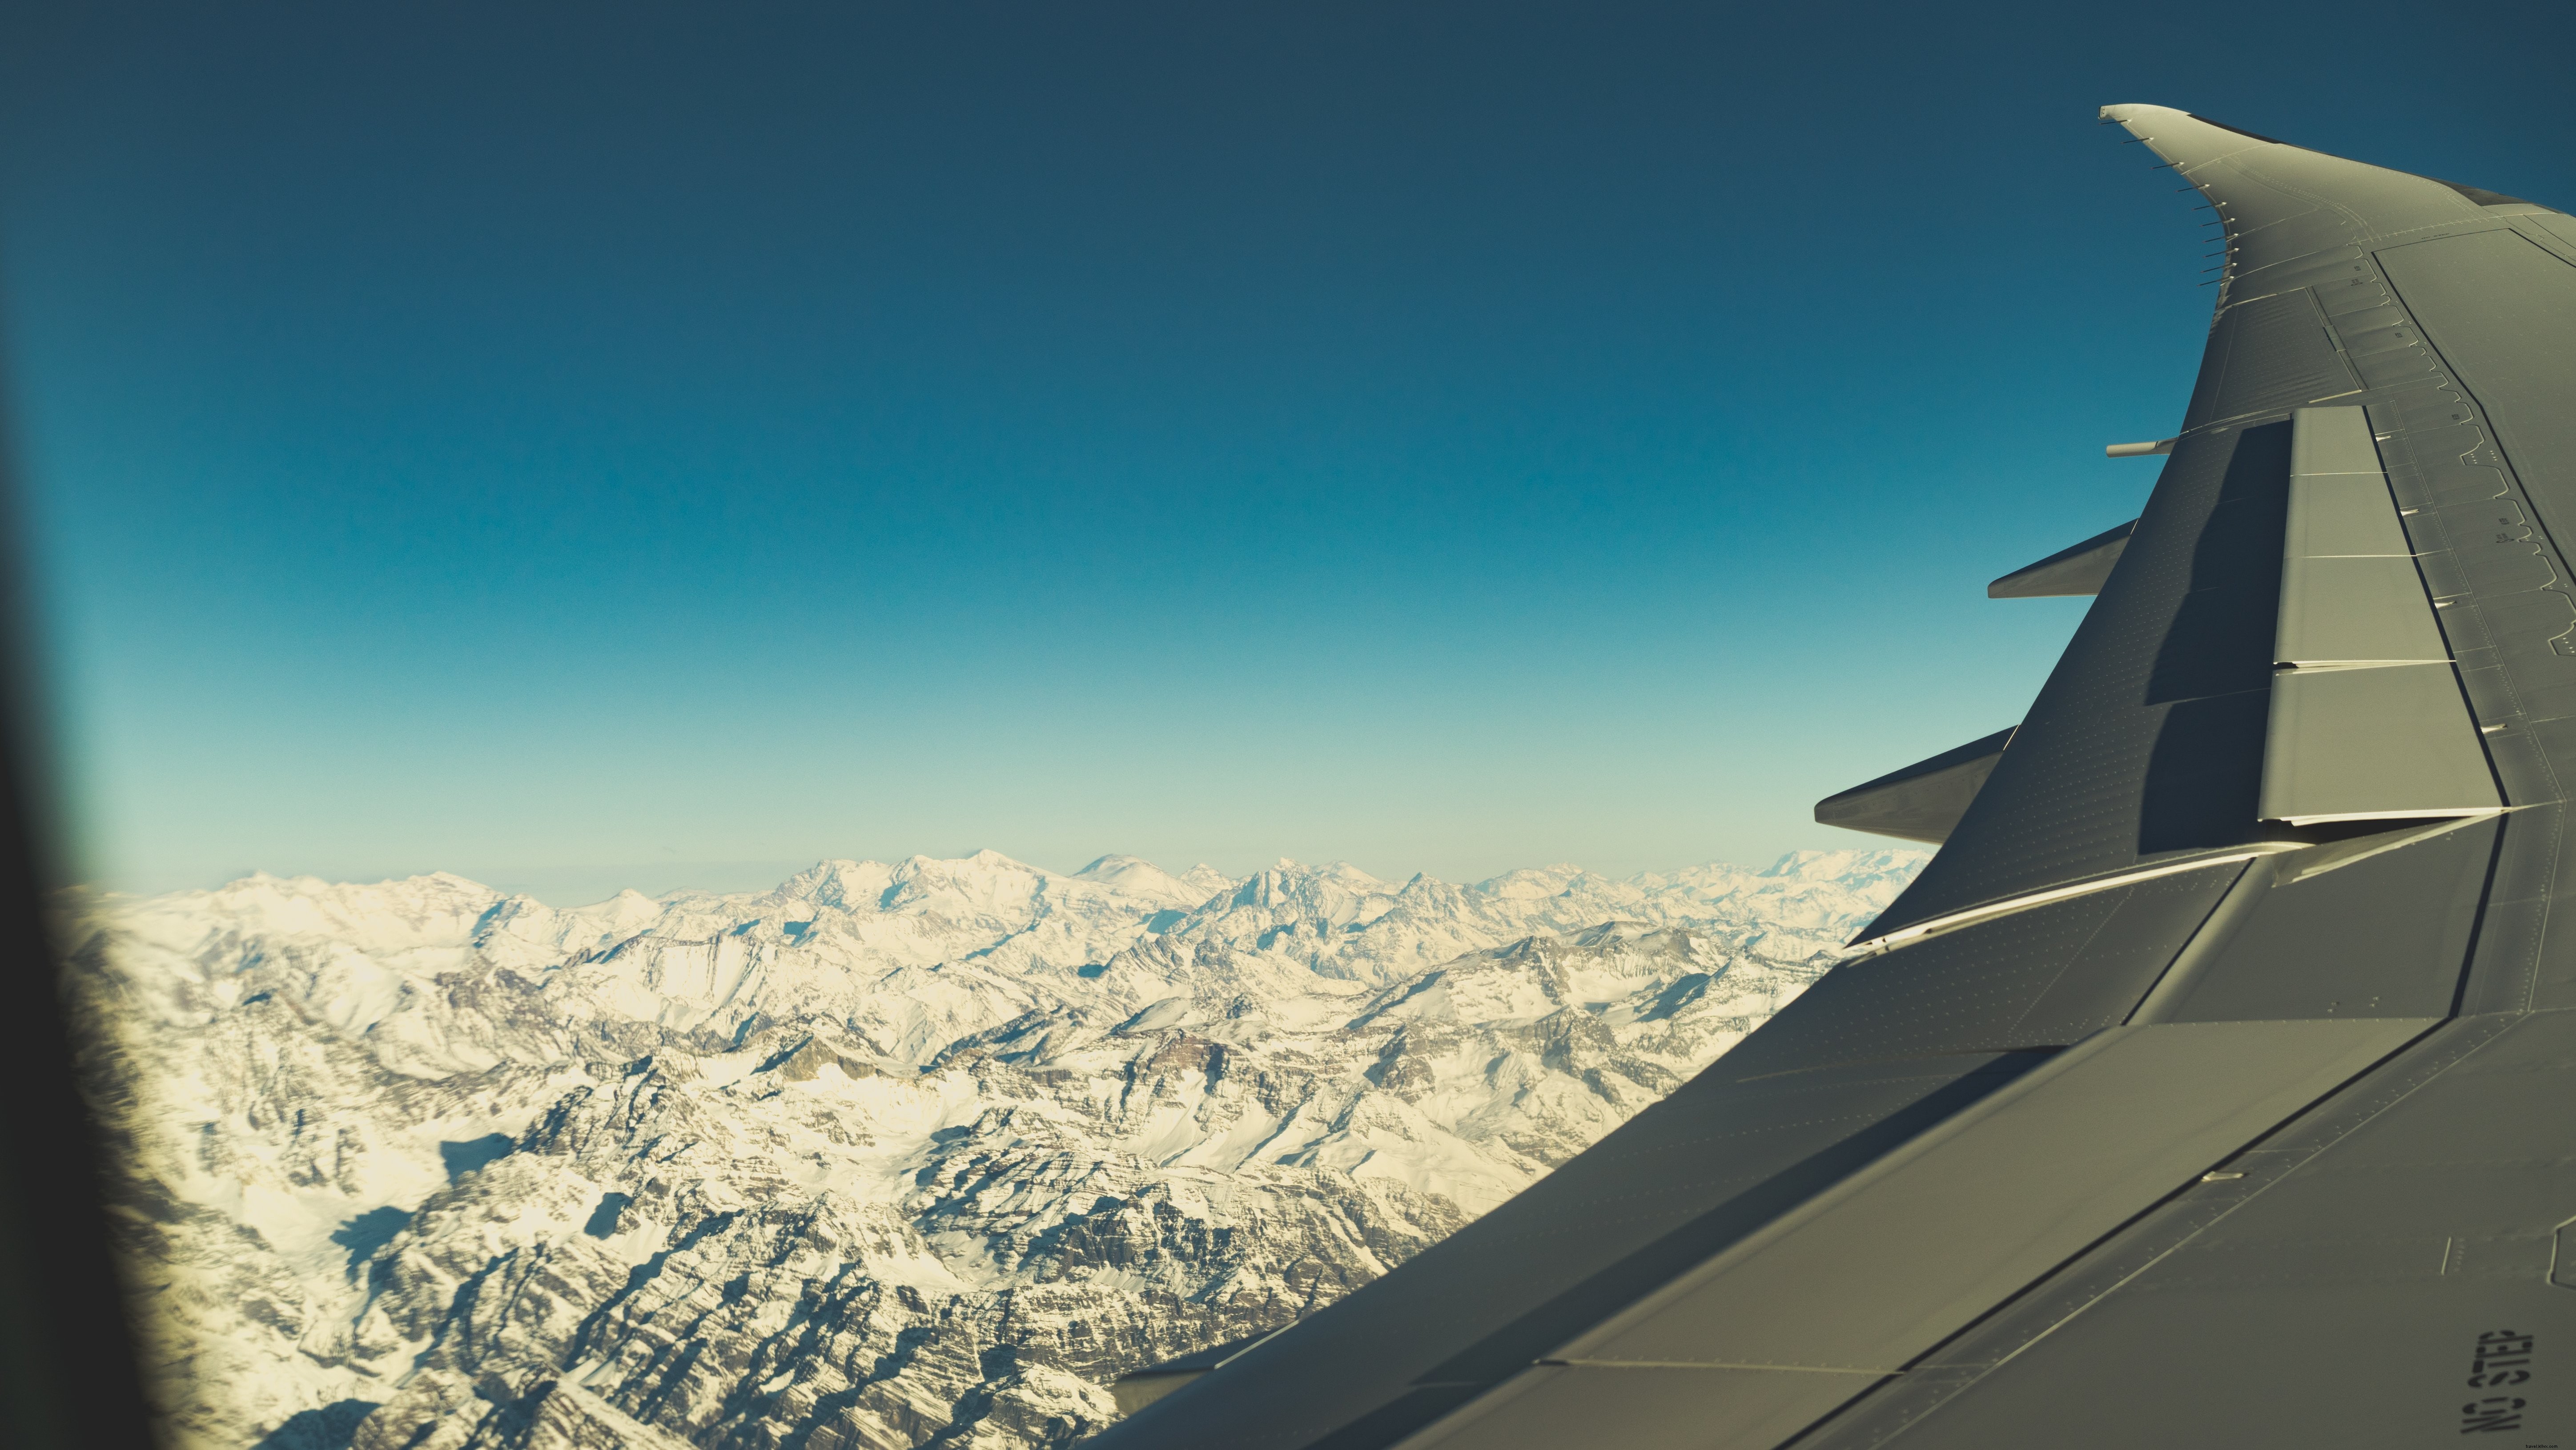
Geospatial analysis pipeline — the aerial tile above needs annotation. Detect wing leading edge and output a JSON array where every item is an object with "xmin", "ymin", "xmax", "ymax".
[{"xmin": 1088, "ymin": 108, "xmax": 2576, "ymax": 1449}]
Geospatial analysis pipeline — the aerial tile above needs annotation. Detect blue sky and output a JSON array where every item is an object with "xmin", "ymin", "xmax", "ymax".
[{"xmin": 3, "ymin": 1, "xmax": 2571, "ymax": 903}]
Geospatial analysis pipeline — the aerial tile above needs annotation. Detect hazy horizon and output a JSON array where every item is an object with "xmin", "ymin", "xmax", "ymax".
[{"xmin": 96, "ymin": 838, "xmax": 1931, "ymax": 912}]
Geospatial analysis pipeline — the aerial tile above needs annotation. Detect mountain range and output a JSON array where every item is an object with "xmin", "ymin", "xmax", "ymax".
[{"xmin": 61, "ymin": 847, "xmax": 1923, "ymax": 1450}]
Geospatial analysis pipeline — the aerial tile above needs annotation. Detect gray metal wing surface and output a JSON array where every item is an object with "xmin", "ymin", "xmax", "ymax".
[{"xmin": 1086, "ymin": 105, "xmax": 2576, "ymax": 1449}]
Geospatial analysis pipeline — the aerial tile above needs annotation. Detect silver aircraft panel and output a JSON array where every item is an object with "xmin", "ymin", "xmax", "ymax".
[
  {"xmin": 1545, "ymin": 1019, "xmax": 2428, "ymax": 1375},
  {"xmin": 2259, "ymin": 663, "xmax": 2499, "ymax": 823}
]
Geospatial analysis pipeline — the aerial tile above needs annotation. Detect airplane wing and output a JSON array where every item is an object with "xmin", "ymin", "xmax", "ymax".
[{"xmin": 1086, "ymin": 105, "xmax": 2576, "ymax": 1450}]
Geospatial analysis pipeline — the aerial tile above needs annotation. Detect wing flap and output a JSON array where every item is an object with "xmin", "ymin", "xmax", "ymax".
[
  {"xmin": 2259, "ymin": 664, "xmax": 2500, "ymax": 824},
  {"xmin": 1799, "ymin": 1011, "xmax": 2576, "ymax": 1450},
  {"xmin": 2275, "ymin": 407, "xmax": 2449, "ymax": 669},
  {"xmin": 1533, "ymin": 1021, "xmax": 2427, "ymax": 1373},
  {"xmin": 1390, "ymin": 1364, "xmax": 1870, "ymax": 1450},
  {"xmin": 2277, "ymin": 556, "xmax": 2452, "ymax": 666}
]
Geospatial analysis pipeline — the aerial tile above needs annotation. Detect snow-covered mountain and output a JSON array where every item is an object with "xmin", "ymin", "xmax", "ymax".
[{"xmin": 62, "ymin": 847, "xmax": 1922, "ymax": 1450}]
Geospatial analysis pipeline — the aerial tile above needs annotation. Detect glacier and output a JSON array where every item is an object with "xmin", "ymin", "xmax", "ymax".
[{"xmin": 60, "ymin": 847, "xmax": 1923, "ymax": 1450}]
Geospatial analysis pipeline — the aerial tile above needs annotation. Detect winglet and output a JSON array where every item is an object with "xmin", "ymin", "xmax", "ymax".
[{"xmin": 2097, "ymin": 104, "xmax": 2269, "ymax": 154}]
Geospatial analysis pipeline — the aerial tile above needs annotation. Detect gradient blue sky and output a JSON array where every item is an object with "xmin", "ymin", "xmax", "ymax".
[{"xmin": 3, "ymin": 1, "xmax": 2571, "ymax": 904}]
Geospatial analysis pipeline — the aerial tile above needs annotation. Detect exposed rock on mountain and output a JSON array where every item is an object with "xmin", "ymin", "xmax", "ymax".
[{"xmin": 62, "ymin": 847, "xmax": 1921, "ymax": 1450}]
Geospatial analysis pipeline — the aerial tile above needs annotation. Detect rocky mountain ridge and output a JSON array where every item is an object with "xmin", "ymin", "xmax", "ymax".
[{"xmin": 64, "ymin": 847, "xmax": 1922, "ymax": 1450}]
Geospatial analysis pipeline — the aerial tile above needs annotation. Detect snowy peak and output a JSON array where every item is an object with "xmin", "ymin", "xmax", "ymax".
[
  {"xmin": 1068, "ymin": 854, "xmax": 1206, "ymax": 908},
  {"xmin": 1468, "ymin": 863, "xmax": 1597, "ymax": 902},
  {"xmin": 762, "ymin": 858, "xmax": 900, "ymax": 911},
  {"xmin": 1203, "ymin": 859, "xmax": 1394, "ymax": 926},
  {"xmin": 872, "ymin": 850, "xmax": 1056, "ymax": 918}
]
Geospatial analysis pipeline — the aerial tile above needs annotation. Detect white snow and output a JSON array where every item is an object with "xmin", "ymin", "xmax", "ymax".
[{"xmin": 68, "ymin": 845, "xmax": 1924, "ymax": 1450}]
